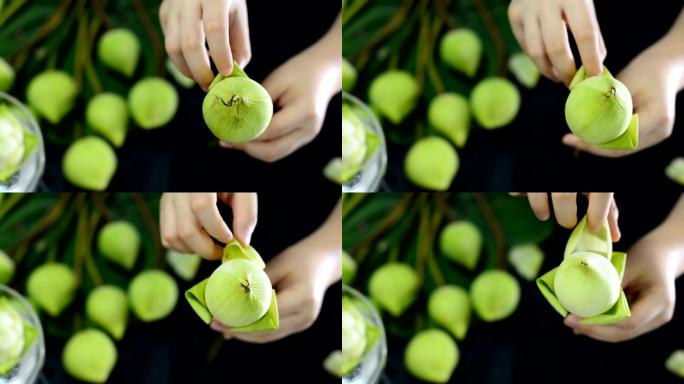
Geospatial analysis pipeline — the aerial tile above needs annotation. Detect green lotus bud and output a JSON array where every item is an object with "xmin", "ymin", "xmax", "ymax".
[
  {"xmin": 428, "ymin": 93, "xmax": 470, "ymax": 147},
  {"xmin": 439, "ymin": 29, "xmax": 482, "ymax": 78},
  {"xmin": 203, "ymin": 64, "xmax": 273, "ymax": 143},
  {"xmin": 26, "ymin": 263, "xmax": 77, "ymax": 317},
  {"xmin": 0, "ymin": 57, "xmax": 14, "ymax": 92},
  {"xmin": 470, "ymin": 270, "xmax": 520, "ymax": 322},
  {"xmin": 97, "ymin": 28, "xmax": 140, "ymax": 78},
  {"xmin": 565, "ymin": 66, "xmax": 638, "ymax": 149},
  {"xmin": 63, "ymin": 329, "xmax": 117, "ymax": 383},
  {"xmin": 342, "ymin": 251, "xmax": 357, "ymax": 285},
  {"xmin": 368, "ymin": 262, "xmax": 418, "ymax": 316},
  {"xmin": 62, "ymin": 136, "xmax": 117, "ymax": 191},
  {"xmin": 342, "ymin": 296, "xmax": 367, "ymax": 361},
  {"xmin": 0, "ymin": 297, "xmax": 24, "ymax": 371},
  {"xmin": 97, "ymin": 221, "xmax": 140, "ymax": 270},
  {"xmin": 86, "ymin": 93, "xmax": 128, "ymax": 147},
  {"xmin": 0, "ymin": 249, "xmax": 14, "ymax": 284},
  {"xmin": 128, "ymin": 270, "xmax": 178, "ymax": 322},
  {"xmin": 166, "ymin": 250, "xmax": 201, "ymax": 281},
  {"xmin": 665, "ymin": 157, "xmax": 684, "ymax": 185},
  {"xmin": 342, "ymin": 58, "xmax": 357, "ymax": 92},
  {"xmin": 0, "ymin": 105, "xmax": 25, "ymax": 181},
  {"xmin": 404, "ymin": 329, "xmax": 459, "ymax": 383},
  {"xmin": 26, "ymin": 70, "xmax": 77, "ymax": 124},
  {"xmin": 428, "ymin": 285, "xmax": 470, "ymax": 340},
  {"xmin": 508, "ymin": 52, "xmax": 540, "ymax": 89},
  {"xmin": 666, "ymin": 350, "xmax": 684, "ymax": 378},
  {"xmin": 508, "ymin": 243, "xmax": 544, "ymax": 281},
  {"xmin": 368, "ymin": 70, "xmax": 419, "ymax": 124},
  {"xmin": 554, "ymin": 251, "xmax": 620, "ymax": 318},
  {"xmin": 439, "ymin": 221, "xmax": 482, "ymax": 270},
  {"xmin": 205, "ymin": 259, "xmax": 272, "ymax": 327},
  {"xmin": 404, "ymin": 136, "xmax": 459, "ymax": 191},
  {"xmin": 470, "ymin": 77, "xmax": 520, "ymax": 129},
  {"xmin": 128, "ymin": 77, "xmax": 178, "ymax": 129},
  {"xmin": 86, "ymin": 285, "xmax": 128, "ymax": 340},
  {"xmin": 166, "ymin": 58, "xmax": 194, "ymax": 89}
]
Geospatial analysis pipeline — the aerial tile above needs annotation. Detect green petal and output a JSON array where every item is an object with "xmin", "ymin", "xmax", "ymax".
[
  {"xmin": 564, "ymin": 215, "xmax": 612, "ymax": 259},
  {"xmin": 580, "ymin": 289, "xmax": 631, "ymax": 325},
  {"xmin": 222, "ymin": 239, "xmax": 265, "ymax": 269},
  {"xmin": 185, "ymin": 278, "xmax": 212, "ymax": 324},
  {"xmin": 596, "ymin": 114, "xmax": 638, "ymax": 150},
  {"xmin": 536, "ymin": 268, "xmax": 569, "ymax": 317},
  {"xmin": 208, "ymin": 61, "xmax": 249, "ymax": 90}
]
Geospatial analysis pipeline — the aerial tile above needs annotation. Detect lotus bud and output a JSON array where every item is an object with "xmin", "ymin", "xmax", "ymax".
[
  {"xmin": 26, "ymin": 263, "xmax": 77, "ymax": 317},
  {"xmin": 439, "ymin": 221, "xmax": 482, "ymax": 270},
  {"xmin": 86, "ymin": 93, "xmax": 128, "ymax": 147},
  {"xmin": 508, "ymin": 243, "xmax": 544, "ymax": 281},
  {"xmin": 128, "ymin": 270, "xmax": 178, "ymax": 322},
  {"xmin": 368, "ymin": 70, "xmax": 419, "ymax": 124},
  {"xmin": 666, "ymin": 350, "xmax": 684, "ymax": 378},
  {"xmin": 97, "ymin": 221, "xmax": 140, "ymax": 270},
  {"xmin": 0, "ymin": 57, "xmax": 14, "ymax": 92},
  {"xmin": 62, "ymin": 329, "xmax": 117, "ymax": 383},
  {"xmin": 0, "ymin": 249, "xmax": 14, "ymax": 284},
  {"xmin": 428, "ymin": 93, "xmax": 470, "ymax": 147},
  {"xmin": 565, "ymin": 66, "xmax": 638, "ymax": 149},
  {"xmin": 342, "ymin": 58, "xmax": 357, "ymax": 92},
  {"xmin": 554, "ymin": 251, "xmax": 620, "ymax": 318},
  {"xmin": 470, "ymin": 77, "xmax": 520, "ymax": 129},
  {"xmin": 0, "ymin": 105, "xmax": 26, "ymax": 182},
  {"xmin": 341, "ymin": 296, "xmax": 366, "ymax": 361},
  {"xmin": 508, "ymin": 52, "xmax": 540, "ymax": 89},
  {"xmin": 342, "ymin": 251, "xmax": 357, "ymax": 285},
  {"xmin": 0, "ymin": 297, "xmax": 24, "ymax": 372},
  {"xmin": 439, "ymin": 29, "xmax": 482, "ymax": 78},
  {"xmin": 404, "ymin": 136, "xmax": 459, "ymax": 191},
  {"xmin": 166, "ymin": 250, "xmax": 201, "ymax": 281},
  {"xmin": 368, "ymin": 262, "xmax": 418, "ymax": 316},
  {"xmin": 428, "ymin": 285, "xmax": 470, "ymax": 340},
  {"xmin": 62, "ymin": 136, "xmax": 117, "ymax": 191},
  {"xmin": 128, "ymin": 77, "xmax": 178, "ymax": 129},
  {"xmin": 404, "ymin": 329, "xmax": 459, "ymax": 383},
  {"xmin": 203, "ymin": 63, "xmax": 273, "ymax": 143},
  {"xmin": 97, "ymin": 28, "xmax": 140, "ymax": 78},
  {"xmin": 470, "ymin": 270, "xmax": 520, "ymax": 322},
  {"xmin": 86, "ymin": 285, "xmax": 128, "ymax": 340},
  {"xmin": 222, "ymin": 239, "xmax": 266, "ymax": 269},
  {"xmin": 26, "ymin": 70, "xmax": 77, "ymax": 124},
  {"xmin": 665, "ymin": 157, "xmax": 684, "ymax": 185},
  {"xmin": 166, "ymin": 58, "xmax": 194, "ymax": 89}
]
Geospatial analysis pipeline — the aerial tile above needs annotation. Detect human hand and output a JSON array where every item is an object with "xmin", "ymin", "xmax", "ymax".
[
  {"xmin": 564, "ymin": 224, "xmax": 684, "ymax": 342},
  {"xmin": 513, "ymin": 193, "xmax": 620, "ymax": 240},
  {"xmin": 562, "ymin": 36, "xmax": 684, "ymax": 157},
  {"xmin": 160, "ymin": 193, "xmax": 257, "ymax": 260},
  {"xmin": 508, "ymin": 0, "xmax": 606, "ymax": 85},
  {"xmin": 220, "ymin": 16, "xmax": 341, "ymax": 163},
  {"xmin": 159, "ymin": 0, "xmax": 251, "ymax": 91},
  {"xmin": 210, "ymin": 232, "xmax": 341, "ymax": 342}
]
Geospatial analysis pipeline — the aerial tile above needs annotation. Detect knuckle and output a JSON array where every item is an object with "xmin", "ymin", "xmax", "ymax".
[
  {"xmin": 162, "ymin": 232, "xmax": 179, "ymax": 245},
  {"xmin": 203, "ymin": 18, "xmax": 225, "ymax": 34},
  {"xmin": 181, "ymin": 35, "xmax": 202, "ymax": 51},
  {"xmin": 165, "ymin": 41, "xmax": 181, "ymax": 55},
  {"xmin": 190, "ymin": 195, "xmax": 213, "ymax": 212},
  {"xmin": 178, "ymin": 227, "xmax": 197, "ymax": 241},
  {"xmin": 508, "ymin": 4, "xmax": 521, "ymax": 22},
  {"xmin": 573, "ymin": 30, "xmax": 595, "ymax": 45}
]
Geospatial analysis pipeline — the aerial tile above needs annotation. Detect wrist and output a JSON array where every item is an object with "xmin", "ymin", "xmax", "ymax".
[
  {"xmin": 654, "ymin": 33, "xmax": 684, "ymax": 90},
  {"xmin": 646, "ymin": 222, "xmax": 684, "ymax": 277},
  {"xmin": 306, "ymin": 224, "xmax": 342, "ymax": 286}
]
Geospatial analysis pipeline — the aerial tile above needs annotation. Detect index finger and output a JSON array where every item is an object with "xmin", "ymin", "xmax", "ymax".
[
  {"xmin": 586, "ymin": 193, "xmax": 613, "ymax": 234},
  {"xmin": 230, "ymin": 192, "xmax": 258, "ymax": 245},
  {"xmin": 203, "ymin": 0, "xmax": 233, "ymax": 76},
  {"xmin": 564, "ymin": 4, "xmax": 604, "ymax": 77},
  {"xmin": 190, "ymin": 194, "xmax": 233, "ymax": 244}
]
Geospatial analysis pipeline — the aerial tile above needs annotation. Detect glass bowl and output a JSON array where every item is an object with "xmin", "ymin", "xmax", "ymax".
[
  {"xmin": 0, "ymin": 93, "xmax": 45, "ymax": 192},
  {"xmin": 342, "ymin": 93, "xmax": 387, "ymax": 193},
  {"xmin": 343, "ymin": 284, "xmax": 387, "ymax": 384},
  {"xmin": 0, "ymin": 284, "xmax": 45, "ymax": 384}
]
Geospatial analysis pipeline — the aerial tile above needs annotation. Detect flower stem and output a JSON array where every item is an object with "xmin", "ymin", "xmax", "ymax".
[
  {"xmin": 84, "ymin": 18, "xmax": 104, "ymax": 93},
  {"xmin": 473, "ymin": 0, "xmax": 507, "ymax": 76},
  {"xmin": 0, "ymin": 0, "xmax": 28, "ymax": 27},
  {"xmin": 342, "ymin": 0, "xmax": 370, "ymax": 24},
  {"xmin": 473, "ymin": 193, "xmax": 507, "ymax": 269},
  {"xmin": 132, "ymin": 0, "xmax": 163, "ymax": 76},
  {"xmin": 0, "ymin": 193, "xmax": 24, "ymax": 220},
  {"xmin": 132, "ymin": 193, "xmax": 164, "ymax": 269},
  {"xmin": 426, "ymin": 207, "xmax": 445, "ymax": 286},
  {"xmin": 352, "ymin": 194, "xmax": 413, "ymax": 264},
  {"xmin": 83, "ymin": 207, "xmax": 103, "ymax": 286},
  {"xmin": 342, "ymin": 193, "xmax": 366, "ymax": 218}
]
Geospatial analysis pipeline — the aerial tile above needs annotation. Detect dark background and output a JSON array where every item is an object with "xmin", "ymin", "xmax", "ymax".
[
  {"xmin": 378, "ymin": 192, "xmax": 684, "ymax": 384},
  {"xmin": 39, "ymin": 2, "xmax": 341, "ymax": 192},
  {"xmin": 380, "ymin": 0, "xmax": 684, "ymax": 192},
  {"xmin": 35, "ymin": 192, "xmax": 341, "ymax": 383}
]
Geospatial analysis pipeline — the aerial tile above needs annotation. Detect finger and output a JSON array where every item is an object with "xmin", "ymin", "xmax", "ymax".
[
  {"xmin": 269, "ymin": 285, "xmax": 307, "ymax": 317},
  {"xmin": 564, "ymin": 3, "xmax": 604, "ymax": 77},
  {"xmin": 180, "ymin": 1, "xmax": 214, "ymax": 90},
  {"xmin": 160, "ymin": 194, "xmax": 190, "ymax": 253},
  {"xmin": 225, "ymin": 128, "xmax": 309, "ymax": 163},
  {"xmin": 202, "ymin": 0, "xmax": 233, "ymax": 76},
  {"xmin": 551, "ymin": 193, "xmax": 578, "ymax": 229},
  {"xmin": 230, "ymin": 314, "xmax": 303, "ymax": 343},
  {"xmin": 527, "ymin": 193, "xmax": 551, "ymax": 221},
  {"xmin": 524, "ymin": 15, "xmax": 560, "ymax": 82},
  {"xmin": 561, "ymin": 134, "xmax": 632, "ymax": 158},
  {"xmin": 230, "ymin": 193, "xmax": 257, "ymax": 245},
  {"xmin": 540, "ymin": 3, "xmax": 576, "ymax": 85},
  {"xmin": 165, "ymin": 8, "xmax": 193, "ymax": 79},
  {"xmin": 210, "ymin": 319, "xmax": 232, "ymax": 340},
  {"xmin": 586, "ymin": 193, "xmax": 613, "ymax": 233},
  {"xmin": 255, "ymin": 103, "xmax": 302, "ymax": 141},
  {"xmin": 190, "ymin": 194, "xmax": 233, "ymax": 244},
  {"xmin": 508, "ymin": 4, "xmax": 526, "ymax": 51},
  {"xmin": 228, "ymin": 1, "xmax": 252, "ymax": 68},
  {"xmin": 608, "ymin": 198, "xmax": 621, "ymax": 242},
  {"xmin": 175, "ymin": 194, "xmax": 223, "ymax": 260},
  {"xmin": 261, "ymin": 71, "xmax": 289, "ymax": 102}
]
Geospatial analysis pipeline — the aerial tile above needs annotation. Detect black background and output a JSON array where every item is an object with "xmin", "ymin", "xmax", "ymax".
[
  {"xmin": 38, "ymin": 192, "xmax": 341, "ymax": 383},
  {"xmin": 380, "ymin": 192, "xmax": 684, "ymax": 384},
  {"xmin": 40, "ymin": 2, "xmax": 341, "ymax": 192}
]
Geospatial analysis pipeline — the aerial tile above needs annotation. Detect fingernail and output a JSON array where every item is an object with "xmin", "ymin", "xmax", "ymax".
[{"xmin": 565, "ymin": 316, "xmax": 579, "ymax": 327}]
